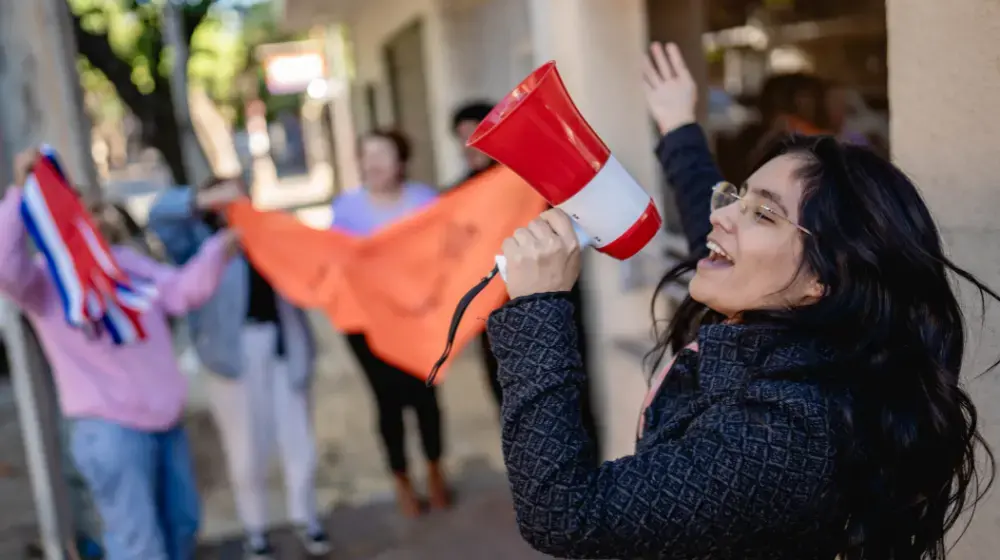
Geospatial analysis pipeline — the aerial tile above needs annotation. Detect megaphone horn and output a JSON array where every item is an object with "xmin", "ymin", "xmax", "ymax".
[
  {"xmin": 468, "ymin": 60, "xmax": 662, "ymax": 268},
  {"xmin": 426, "ymin": 61, "xmax": 663, "ymax": 386}
]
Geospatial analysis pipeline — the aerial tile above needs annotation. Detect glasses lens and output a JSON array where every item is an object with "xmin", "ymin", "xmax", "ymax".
[{"xmin": 711, "ymin": 182, "xmax": 738, "ymax": 211}]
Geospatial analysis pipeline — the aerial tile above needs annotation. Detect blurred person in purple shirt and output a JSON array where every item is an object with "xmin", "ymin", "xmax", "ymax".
[
  {"xmin": 329, "ymin": 129, "xmax": 450, "ymax": 517},
  {"xmin": 0, "ymin": 149, "xmax": 238, "ymax": 560}
]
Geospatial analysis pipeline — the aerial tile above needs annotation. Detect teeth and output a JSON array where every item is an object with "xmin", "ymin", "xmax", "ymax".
[{"xmin": 706, "ymin": 240, "xmax": 734, "ymax": 263}]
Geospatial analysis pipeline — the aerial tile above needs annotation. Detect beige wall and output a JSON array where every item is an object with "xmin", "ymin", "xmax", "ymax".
[
  {"xmin": 346, "ymin": 0, "xmax": 462, "ymax": 183},
  {"xmin": 888, "ymin": 0, "xmax": 1000, "ymax": 557},
  {"xmin": 346, "ymin": 0, "xmax": 536, "ymax": 186},
  {"xmin": 443, "ymin": 0, "xmax": 533, "ymax": 104}
]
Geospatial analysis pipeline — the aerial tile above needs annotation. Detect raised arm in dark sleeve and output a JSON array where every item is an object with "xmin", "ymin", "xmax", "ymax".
[
  {"xmin": 656, "ymin": 123, "xmax": 724, "ymax": 253},
  {"xmin": 488, "ymin": 294, "xmax": 835, "ymax": 559}
]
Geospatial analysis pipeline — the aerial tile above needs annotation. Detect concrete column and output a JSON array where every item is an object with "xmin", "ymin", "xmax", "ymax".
[
  {"xmin": 326, "ymin": 24, "xmax": 360, "ymax": 192},
  {"xmin": 425, "ymin": 0, "xmax": 465, "ymax": 184},
  {"xmin": 0, "ymin": 0, "xmax": 98, "ymax": 193},
  {"xmin": 0, "ymin": 2, "xmax": 98, "ymax": 558},
  {"xmin": 887, "ymin": 0, "xmax": 1000, "ymax": 556},
  {"xmin": 527, "ymin": 0, "xmax": 661, "ymax": 461},
  {"xmin": 646, "ymin": 0, "xmax": 709, "ymax": 124}
]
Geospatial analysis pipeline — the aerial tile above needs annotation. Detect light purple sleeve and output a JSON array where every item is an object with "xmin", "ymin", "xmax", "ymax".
[
  {"xmin": 330, "ymin": 193, "xmax": 350, "ymax": 230},
  {"xmin": 114, "ymin": 232, "xmax": 232, "ymax": 316},
  {"xmin": 0, "ymin": 187, "xmax": 49, "ymax": 312},
  {"xmin": 409, "ymin": 182, "xmax": 440, "ymax": 206}
]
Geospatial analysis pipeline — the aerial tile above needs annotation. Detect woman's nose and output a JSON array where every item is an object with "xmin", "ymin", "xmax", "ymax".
[{"xmin": 709, "ymin": 203, "xmax": 738, "ymax": 234}]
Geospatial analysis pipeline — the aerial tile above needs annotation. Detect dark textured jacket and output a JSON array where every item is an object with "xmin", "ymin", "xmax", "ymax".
[
  {"xmin": 488, "ymin": 296, "xmax": 845, "ymax": 559},
  {"xmin": 486, "ymin": 124, "xmax": 847, "ymax": 558}
]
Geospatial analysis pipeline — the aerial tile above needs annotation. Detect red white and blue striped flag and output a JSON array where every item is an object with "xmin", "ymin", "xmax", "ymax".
[{"xmin": 19, "ymin": 146, "xmax": 156, "ymax": 344}]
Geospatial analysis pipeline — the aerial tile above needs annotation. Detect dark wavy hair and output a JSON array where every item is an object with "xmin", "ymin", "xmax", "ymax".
[{"xmin": 648, "ymin": 135, "xmax": 996, "ymax": 559}]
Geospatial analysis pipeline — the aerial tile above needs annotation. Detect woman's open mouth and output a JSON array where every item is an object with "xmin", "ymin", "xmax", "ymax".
[{"xmin": 698, "ymin": 240, "xmax": 735, "ymax": 269}]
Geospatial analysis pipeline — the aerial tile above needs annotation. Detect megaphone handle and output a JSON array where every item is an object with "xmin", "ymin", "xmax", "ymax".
[{"xmin": 495, "ymin": 223, "xmax": 592, "ymax": 283}]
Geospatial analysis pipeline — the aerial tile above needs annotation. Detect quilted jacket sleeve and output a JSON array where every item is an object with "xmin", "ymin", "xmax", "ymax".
[
  {"xmin": 656, "ymin": 124, "xmax": 725, "ymax": 254},
  {"xmin": 487, "ymin": 294, "xmax": 835, "ymax": 559}
]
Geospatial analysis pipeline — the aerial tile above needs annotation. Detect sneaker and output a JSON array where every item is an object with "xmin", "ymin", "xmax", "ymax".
[
  {"xmin": 243, "ymin": 535, "xmax": 276, "ymax": 560},
  {"xmin": 297, "ymin": 527, "xmax": 332, "ymax": 556}
]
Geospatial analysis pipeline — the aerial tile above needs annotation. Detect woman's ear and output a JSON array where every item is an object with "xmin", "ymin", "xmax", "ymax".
[{"xmin": 805, "ymin": 278, "xmax": 826, "ymax": 300}]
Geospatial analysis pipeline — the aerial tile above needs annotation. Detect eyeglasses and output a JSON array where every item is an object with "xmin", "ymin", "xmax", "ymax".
[{"xmin": 710, "ymin": 181, "xmax": 812, "ymax": 236}]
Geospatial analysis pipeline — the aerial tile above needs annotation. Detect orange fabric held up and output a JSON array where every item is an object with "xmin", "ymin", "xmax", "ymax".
[{"xmin": 225, "ymin": 166, "xmax": 548, "ymax": 383}]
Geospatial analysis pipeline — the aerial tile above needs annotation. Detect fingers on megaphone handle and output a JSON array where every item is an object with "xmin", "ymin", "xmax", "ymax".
[{"xmin": 495, "ymin": 222, "xmax": 592, "ymax": 285}]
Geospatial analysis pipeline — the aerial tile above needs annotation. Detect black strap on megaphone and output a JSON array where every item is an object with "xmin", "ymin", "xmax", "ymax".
[{"xmin": 426, "ymin": 264, "xmax": 501, "ymax": 386}]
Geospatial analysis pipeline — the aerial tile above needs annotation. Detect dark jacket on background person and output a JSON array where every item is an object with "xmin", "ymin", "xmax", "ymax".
[{"xmin": 486, "ymin": 124, "xmax": 846, "ymax": 559}]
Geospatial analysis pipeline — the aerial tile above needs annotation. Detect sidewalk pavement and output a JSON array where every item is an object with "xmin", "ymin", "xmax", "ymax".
[{"xmin": 196, "ymin": 460, "xmax": 547, "ymax": 559}]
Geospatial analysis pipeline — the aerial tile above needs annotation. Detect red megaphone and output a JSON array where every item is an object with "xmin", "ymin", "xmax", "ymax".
[{"xmin": 467, "ymin": 61, "xmax": 661, "ymax": 261}]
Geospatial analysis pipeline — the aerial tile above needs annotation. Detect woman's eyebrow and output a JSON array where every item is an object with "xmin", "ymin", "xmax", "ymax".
[{"xmin": 744, "ymin": 183, "xmax": 791, "ymax": 216}]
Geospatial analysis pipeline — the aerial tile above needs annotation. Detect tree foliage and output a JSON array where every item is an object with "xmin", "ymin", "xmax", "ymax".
[{"xmin": 68, "ymin": 0, "xmax": 248, "ymax": 183}]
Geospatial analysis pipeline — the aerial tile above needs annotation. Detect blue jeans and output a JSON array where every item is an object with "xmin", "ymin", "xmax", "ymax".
[{"xmin": 70, "ymin": 419, "xmax": 201, "ymax": 560}]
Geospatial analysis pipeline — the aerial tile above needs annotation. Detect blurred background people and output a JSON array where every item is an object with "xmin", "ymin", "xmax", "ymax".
[
  {"xmin": 147, "ymin": 177, "xmax": 328, "ymax": 560},
  {"xmin": 330, "ymin": 129, "xmax": 449, "ymax": 517},
  {"xmin": 0, "ymin": 148, "xmax": 238, "ymax": 560}
]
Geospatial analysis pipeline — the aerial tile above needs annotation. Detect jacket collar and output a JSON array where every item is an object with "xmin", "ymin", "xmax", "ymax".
[{"xmin": 694, "ymin": 322, "xmax": 839, "ymax": 394}]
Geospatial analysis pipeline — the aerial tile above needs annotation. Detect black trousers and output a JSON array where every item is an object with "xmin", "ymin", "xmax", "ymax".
[
  {"xmin": 346, "ymin": 334, "xmax": 443, "ymax": 473},
  {"xmin": 480, "ymin": 281, "xmax": 603, "ymax": 459}
]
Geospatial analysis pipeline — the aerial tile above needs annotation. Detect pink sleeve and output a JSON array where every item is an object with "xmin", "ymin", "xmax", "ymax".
[
  {"xmin": 115, "ymin": 232, "xmax": 232, "ymax": 316},
  {"xmin": 0, "ymin": 187, "xmax": 48, "ymax": 312}
]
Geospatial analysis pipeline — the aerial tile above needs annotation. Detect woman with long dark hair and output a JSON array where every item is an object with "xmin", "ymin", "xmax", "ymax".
[{"xmin": 486, "ymin": 42, "xmax": 996, "ymax": 559}]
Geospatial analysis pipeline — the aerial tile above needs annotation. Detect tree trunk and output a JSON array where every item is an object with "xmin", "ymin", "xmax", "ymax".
[
  {"xmin": 70, "ymin": 7, "xmax": 210, "ymax": 186},
  {"xmin": 146, "ymin": 107, "xmax": 188, "ymax": 185}
]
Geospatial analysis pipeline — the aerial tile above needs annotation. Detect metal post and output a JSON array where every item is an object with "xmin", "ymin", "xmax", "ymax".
[{"xmin": 1, "ymin": 305, "xmax": 68, "ymax": 560}]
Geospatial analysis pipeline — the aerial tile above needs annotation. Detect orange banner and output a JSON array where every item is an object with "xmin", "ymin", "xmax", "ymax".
[{"xmin": 225, "ymin": 166, "xmax": 548, "ymax": 382}]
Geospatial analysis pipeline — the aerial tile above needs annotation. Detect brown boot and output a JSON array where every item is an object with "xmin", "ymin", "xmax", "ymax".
[
  {"xmin": 426, "ymin": 461, "xmax": 453, "ymax": 510},
  {"xmin": 393, "ymin": 471, "xmax": 422, "ymax": 517}
]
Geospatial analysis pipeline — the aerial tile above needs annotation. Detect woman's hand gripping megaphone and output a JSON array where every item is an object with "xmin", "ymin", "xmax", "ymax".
[
  {"xmin": 425, "ymin": 208, "xmax": 590, "ymax": 385},
  {"xmin": 495, "ymin": 220, "xmax": 591, "ymax": 283},
  {"xmin": 496, "ymin": 209, "xmax": 592, "ymax": 299}
]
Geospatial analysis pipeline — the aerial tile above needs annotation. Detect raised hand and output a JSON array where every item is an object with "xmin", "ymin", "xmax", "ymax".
[{"xmin": 642, "ymin": 42, "xmax": 697, "ymax": 136}]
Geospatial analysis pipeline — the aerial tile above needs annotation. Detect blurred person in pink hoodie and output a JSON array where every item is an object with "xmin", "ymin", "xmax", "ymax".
[{"xmin": 0, "ymin": 149, "xmax": 238, "ymax": 560}]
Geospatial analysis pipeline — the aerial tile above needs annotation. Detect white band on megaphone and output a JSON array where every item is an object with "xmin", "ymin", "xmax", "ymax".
[
  {"xmin": 495, "ymin": 222, "xmax": 592, "ymax": 283},
  {"xmin": 554, "ymin": 155, "xmax": 652, "ymax": 251}
]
